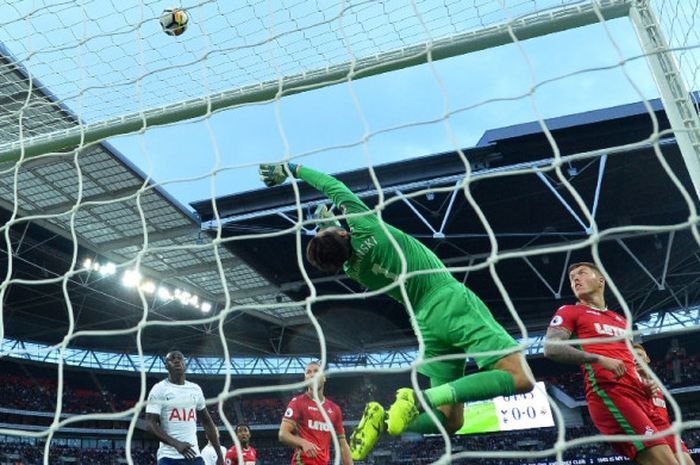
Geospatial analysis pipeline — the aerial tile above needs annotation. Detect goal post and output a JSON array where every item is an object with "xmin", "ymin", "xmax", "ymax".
[
  {"xmin": 0, "ymin": 0, "xmax": 634, "ymax": 163},
  {"xmin": 628, "ymin": 0, "xmax": 700, "ymax": 200}
]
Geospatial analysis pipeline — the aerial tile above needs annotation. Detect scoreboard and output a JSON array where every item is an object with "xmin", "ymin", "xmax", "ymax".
[{"xmin": 456, "ymin": 381, "xmax": 555, "ymax": 435}]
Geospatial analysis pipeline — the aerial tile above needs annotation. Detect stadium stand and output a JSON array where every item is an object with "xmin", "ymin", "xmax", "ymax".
[
  {"xmin": 1, "ymin": 335, "xmax": 698, "ymax": 464},
  {"xmin": 4, "ymin": 423, "xmax": 697, "ymax": 465},
  {"xmin": 546, "ymin": 349, "xmax": 700, "ymax": 400},
  {"xmin": 4, "ymin": 351, "xmax": 699, "ymax": 418}
]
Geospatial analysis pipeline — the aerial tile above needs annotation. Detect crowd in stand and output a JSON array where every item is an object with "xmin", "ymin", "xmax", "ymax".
[
  {"xmin": 0, "ymin": 374, "xmax": 135, "ymax": 415},
  {"xmin": 0, "ymin": 441, "xmax": 316, "ymax": 465},
  {"xmin": 2, "ymin": 425, "xmax": 698, "ymax": 465},
  {"xmin": 361, "ymin": 425, "xmax": 700, "ymax": 465},
  {"xmin": 237, "ymin": 391, "xmax": 369, "ymax": 426},
  {"xmin": 4, "ymin": 352, "xmax": 699, "ymax": 419},
  {"xmin": 0, "ymin": 372, "xmax": 368, "ymax": 424},
  {"xmin": 0, "ymin": 443, "xmax": 152, "ymax": 465},
  {"xmin": 239, "ymin": 397, "xmax": 285, "ymax": 425},
  {"xmin": 2, "ymin": 348, "xmax": 700, "ymax": 465},
  {"xmin": 548, "ymin": 352, "xmax": 700, "ymax": 400}
]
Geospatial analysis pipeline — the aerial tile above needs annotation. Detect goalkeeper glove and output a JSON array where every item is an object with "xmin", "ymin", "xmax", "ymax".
[
  {"xmin": 259, "ymin": 162, "xmax": 298, "ymax": 187},
  {"xmin": 313, "ymin": 204, "xmax": 341, "ymax": 230}
]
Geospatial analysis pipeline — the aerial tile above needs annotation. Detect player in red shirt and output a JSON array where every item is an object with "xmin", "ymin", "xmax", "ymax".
[
  {"xmin": 632, "ymin": 343, "xmax": 694, "ymax": 465},
  {"xmin": 278, "ymin": 361, "xmax": 352, "ymax": 465},
  {"xmin": 544, "ymin": 262, "xmax": 685, "ymax": 465},
  {"xmin": 225, "ymin": 424, "xmax": 257, "ymax": 465}
]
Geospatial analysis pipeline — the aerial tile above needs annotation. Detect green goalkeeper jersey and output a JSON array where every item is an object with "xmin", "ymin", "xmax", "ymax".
[{"xmin": 298, "ymin": 166, "xmax": 456, "ymax": 309}]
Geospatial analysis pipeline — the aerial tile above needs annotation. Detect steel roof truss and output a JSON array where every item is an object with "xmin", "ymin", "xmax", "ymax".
[
  {"xmin": 40, "ymin": 184, "xmax": 142, "ymax": 216},
  {"xmin": 148, "ymin": 355, "xmax": 161, "ymax": 372},
  {"xmin": 664, "ymin": 284, "xmax": 686, "ymax": 312},
  {"xmin": 590, "ymin": 154, "xmax": 607, "ymax": 221},
  {"xmin": 168, "ymin": 258, "xmax": 242, "ymax": 277},
  {"xmin": 91, "ymin": 351, "xmax": 102, "ymax": 369},
  {"xmin": 96, "ymin": 224, "xmax": 197, "ymax": 251},
  {"xmin": 522, "ymin": 256, "xmax": 558, "ymax": 298},
  {"xmin": 660, "ymin": 231, "xmax": 675, "ymax": 291},
  {"xmin": 616, "ymin": 238, "xmax": 663, "ymax": 289},
  {"xmin": 396, "ymin": 190, "xmax": 438, "ymax": 235},
  {"xmin": 557, "ymin": 250, "xmax": 573, "ymax": 299},
  {"xmin": 536, "ymin": 171, "xmax": 589, "ymax": 233},
  {"xmin": 275, "ymin": 210, "xmax": 315, "ymax": 235},
  {"xmin": 437, "ymin": 179, "xmax": 464, "ymax": 237},
  {"xmin": 461, "ymin": 257, "xmax": 475, "ymax": 285}
]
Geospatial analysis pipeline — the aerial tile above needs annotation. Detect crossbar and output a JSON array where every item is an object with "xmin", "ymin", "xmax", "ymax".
[{"xmin": 0, "ymin": 0, "xmax": 632, "ymax": 163}]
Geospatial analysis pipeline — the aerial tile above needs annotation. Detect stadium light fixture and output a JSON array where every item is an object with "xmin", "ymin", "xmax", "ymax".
[
  {"xmin": 101, "ymin": 262, "xmax": 117, "ymax": 276},
  {"xmin": 140, "ymin": 280, "xmax": 156, "ymax": 294},
  {"xmin": 83, "ymin": 258, "xmax": 117, "ymax": 276},
  {"xmin": 157, "ymin": 287, "xmax": 172, "ymax": 300},
  {"xmin": 121, "ymin": 269, "xmax": 142, "ymax": 288},
  {"xmin": 83, "ymin": 259, "xmax": 209, "ymax": 312}
]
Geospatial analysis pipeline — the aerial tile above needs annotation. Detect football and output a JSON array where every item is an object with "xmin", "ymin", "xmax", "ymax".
[{"xmin": 159, "ymin": 7, "xmax": 189, "ymax": 36}]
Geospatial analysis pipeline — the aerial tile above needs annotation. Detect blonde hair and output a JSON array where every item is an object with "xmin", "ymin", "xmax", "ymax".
[
  {"xmin": 632, "ymin": 342, "xmax": 646, "ymax": 352},
  {"xmin": 568, "ymin": 262, "xmax": 602, "ymax": 277}
]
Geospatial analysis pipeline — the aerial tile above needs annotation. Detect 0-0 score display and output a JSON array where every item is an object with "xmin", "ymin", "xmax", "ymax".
[{"xmin": 456, "ymin": 381, "xmax": 554, "ymax": 435}]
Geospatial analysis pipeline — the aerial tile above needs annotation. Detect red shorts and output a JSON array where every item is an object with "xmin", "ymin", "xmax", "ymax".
[
  {"xmin": 653, "ymin": 407, "xmax": 690, "ymax": 454},
  {"xmin": 587, "ymin": 383, "xmax": 687, "ymax": 459}
]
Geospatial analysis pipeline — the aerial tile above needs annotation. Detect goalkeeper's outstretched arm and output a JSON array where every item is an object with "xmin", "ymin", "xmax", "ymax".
[
  {"xmin": 259, "ymin": 163, "xmax": 375, "ymax": 273},
  {"xmin": 259, "ymin": 163, "xmax": 370, "ymax": 215}
]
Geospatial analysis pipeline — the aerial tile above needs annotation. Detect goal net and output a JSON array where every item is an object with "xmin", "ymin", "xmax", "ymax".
[{"xmin": 0, "ymin": 0, "xmax": 698, "ymax": 464}]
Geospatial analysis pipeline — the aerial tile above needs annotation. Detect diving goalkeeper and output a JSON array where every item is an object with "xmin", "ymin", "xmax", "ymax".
[{"xmin": 259, "ymin": 163, "xmax": 534, "ymax": 460}]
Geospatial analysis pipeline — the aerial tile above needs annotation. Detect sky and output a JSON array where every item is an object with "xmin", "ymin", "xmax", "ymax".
[{"xmin": 0, "ymin": 0, "xmax": 698, "ymax": 211}]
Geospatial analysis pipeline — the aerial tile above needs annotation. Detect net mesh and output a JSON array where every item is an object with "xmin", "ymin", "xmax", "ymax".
[
  {"xmin": 0, "ymin": 0, "xmax": 699, "ymax": 464},
  {"xmin": 0, "ymin": 0, "xmax": 596, "ymax": 127}
]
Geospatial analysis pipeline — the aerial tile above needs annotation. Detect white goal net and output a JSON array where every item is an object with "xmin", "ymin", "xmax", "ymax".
[{"xmin": 0, "ymin": 0, "xmax": 699, "ymax": 464}]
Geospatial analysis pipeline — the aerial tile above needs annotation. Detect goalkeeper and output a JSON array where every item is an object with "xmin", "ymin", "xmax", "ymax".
[{"xmin": 259, "ymin": 163, "xmax": 534, "ymax": 460}]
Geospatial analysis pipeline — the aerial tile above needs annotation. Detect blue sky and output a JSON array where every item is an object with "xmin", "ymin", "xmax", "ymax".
[
  {"xmin": 107, "ymin": 17, "xmax": 658, "ymax": 208},
  {"xmin": 0, "ymin": 1, "xmax": 697, "ymax": 210}
]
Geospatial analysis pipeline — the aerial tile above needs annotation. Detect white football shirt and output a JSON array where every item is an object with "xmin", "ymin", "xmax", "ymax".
[
  {"xmin": 146, "ymin": 379, "xmax": 206, "ymax": 460},
  {"xmin": 201, "ymin": 443, "xmax": 226, "ymax": 465}
]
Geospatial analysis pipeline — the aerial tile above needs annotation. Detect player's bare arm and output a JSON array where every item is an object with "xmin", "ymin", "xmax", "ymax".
[
  {"xmin": 639, "ymin": 377, "xmax": 661, "ymax": 398},
  {"xmin": 199, "ymin": 407, "xmax": 225, "ymax": 465},
  {"xmin": 544, "ymin": 326, "xmax": 626, "ymax": 378},
  {"xmin": 278, "ymin": 418, "xmax": 321, "ymax": 458},
  {"xmin": 544, "ymin": 326, "xmax": 593, "ymax": 363},
  {"xmin": 635, "ymin": 362, "xmax": 661, "ymax": 397},
  {"xmin": 633, "ymin": 344, "xmax": 661, "ymax": 397},
  {"xmin": 145, "ymin": 412, "xmax": 197, "ymax": 460},
  {"xmin": 339, "ymin": 437, "xmax": 354, "ymax": 465}
]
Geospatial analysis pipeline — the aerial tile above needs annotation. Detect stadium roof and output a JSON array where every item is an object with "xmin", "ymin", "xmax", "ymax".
[
  {"xmin": 0, "ymin": 47, "xmax": 305, "ymax": 358},
  {"xmin": 192, "ymin": 94, "xmax": 700, "ymax": 355}
]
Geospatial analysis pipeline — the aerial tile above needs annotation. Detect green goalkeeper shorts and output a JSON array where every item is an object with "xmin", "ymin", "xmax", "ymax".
[{"xmin": 414, "ymin": 282, "xmax": 519, "ymax": 381}]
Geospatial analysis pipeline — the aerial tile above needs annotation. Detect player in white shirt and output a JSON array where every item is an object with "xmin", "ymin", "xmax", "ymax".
[
  {"xmin": 201, "ymin": 435, "xmax": 228, "ymax": 465},
  {"xmin": 146, "ymin": 350, "xmax": 224, "ymax": 465}
]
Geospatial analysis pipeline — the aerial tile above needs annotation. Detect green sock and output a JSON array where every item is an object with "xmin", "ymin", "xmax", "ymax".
[
  {"xmin": 405, "ymin": 408, "xmax": 448, "ymax": 434},
  {"xmin": 424, "ymin": 370, "xmax": 516, "ymax": 407}
]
